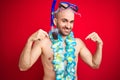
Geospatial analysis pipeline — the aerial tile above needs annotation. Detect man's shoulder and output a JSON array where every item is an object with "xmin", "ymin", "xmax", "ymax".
[
  {"xmin": 75, "ymin": 38, "xmax": 83, "ymax": 43},
  {"xmin": 75, "ymin": 38, "xmax": 85, "ymax": 46}
]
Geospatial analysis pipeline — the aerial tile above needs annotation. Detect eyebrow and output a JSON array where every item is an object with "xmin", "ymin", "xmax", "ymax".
[
  {"xmin": 62, "ymin": 18, "xmax": 68, "ymax": 21},
  {"xmin": 70, "ymin": 20, "xmax": 74, "ymax": 23},
  {"xmin": 62, "ymin": 18, "xmax": 74, "ymax": 22}
]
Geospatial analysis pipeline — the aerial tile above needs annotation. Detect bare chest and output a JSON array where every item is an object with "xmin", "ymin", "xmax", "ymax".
[
  {"xmin": 42, "ymin": 43, "xmax": 54, "ymax": 61},
  {"xmin": 41, "ymin": 40, "xmax": 80, "ymax": 65}
]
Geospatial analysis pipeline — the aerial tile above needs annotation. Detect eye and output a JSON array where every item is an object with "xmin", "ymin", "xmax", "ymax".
[
  {"xmin": 70, "ymin": 20, "xmax": 74, "ymax": 24},
  {"xmin": 62, "ymin": 20, "xmax": 66, "ymax": 22},
  {"xmin": 62, "ymin": 19, "xmax": 67, "ymax": 23}
]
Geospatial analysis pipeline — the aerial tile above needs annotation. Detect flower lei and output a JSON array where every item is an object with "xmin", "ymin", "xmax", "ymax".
[{"xmin": 49, "ymin": 30, "xmax": 76, "ymax": 80}]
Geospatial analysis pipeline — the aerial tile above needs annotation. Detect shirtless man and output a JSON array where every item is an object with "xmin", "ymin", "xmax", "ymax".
[{"xmin": 19, "ymin": 2, "xmax": 103, "ymax": 80}]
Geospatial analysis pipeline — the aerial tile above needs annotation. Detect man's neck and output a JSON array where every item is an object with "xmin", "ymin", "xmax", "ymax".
[{"xmin": 62, "ymin": 35, "xmax": 67, "ymax": 41}]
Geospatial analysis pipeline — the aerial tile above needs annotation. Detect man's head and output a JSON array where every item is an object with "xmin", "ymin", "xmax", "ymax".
[{"xmin": 53, "ymin": 2, "xmax": 78, "ymax": 36}]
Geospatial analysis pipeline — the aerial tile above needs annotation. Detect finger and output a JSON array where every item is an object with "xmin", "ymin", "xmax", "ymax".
[
  {"xmin": 36, "ymin": 29, "xmax": 47, "ymax": 40},
  {"xmin": 85, "ymin": 35, "xmax": 90, "ymax": 40},
  {"xmin": 85, "ymin": 32, "xmax": 95, "ymax": 40},
  {"xmin": 91, "ymin": 33, "xmax": 100, "ymax": 41},
  {"xmin": 90, "ymin": 34, "xmax": 97, "ymax": 39},
  {"xmin": 37, "ymin": 32, "xmax": 45, "ymax": 40},
  {"xmin": 90, "ymin": 33, "xmax": 98, "ymax": 41},
  {"xmin": 91, "ymin": 38, "xmax": 96, "ymax": 42},
  {"xmin": 92, "ymin": 36, "xmax": 97, "ymax": 41},
  {"xmin": 42, "ymin": 31, "xmax": 49, "ymax": 38},
  {"xmin": 39, "ymin": 29, "xmax": 49, "ymax": 38},
  {"xmin": 91, "ymin": 35, "xmax": 97, "ymax": 41}
]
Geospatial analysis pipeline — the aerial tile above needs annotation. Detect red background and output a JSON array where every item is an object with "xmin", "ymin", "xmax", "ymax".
[{"xmin": 0, "ymin": 0, "xmax": 120, "ymax": 80}]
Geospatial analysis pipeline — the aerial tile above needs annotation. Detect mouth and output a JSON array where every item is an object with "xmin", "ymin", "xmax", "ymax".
[
  {"xmin": 59, "ymin": 27, "xmax": 72, "ymax": 36},
  {"xmin": 63, "ymin": 28, "xmax": 71, "ymax": 33}
]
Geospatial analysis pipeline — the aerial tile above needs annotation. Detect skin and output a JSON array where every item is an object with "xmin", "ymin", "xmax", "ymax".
[{"xmin": 19, "ymin": 8, "xmax": 103, "ymax": 80}]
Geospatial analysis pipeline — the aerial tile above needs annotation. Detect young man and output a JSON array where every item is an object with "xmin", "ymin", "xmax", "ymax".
[{"xmin": 19, "ymin": 2, "xmax": 103, "ymax": 80}]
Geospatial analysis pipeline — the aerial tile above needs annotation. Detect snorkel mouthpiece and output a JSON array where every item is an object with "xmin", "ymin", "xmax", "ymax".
[{"xmin": 52, "ymin": 28, "xmax": 58, "ymax": 40}]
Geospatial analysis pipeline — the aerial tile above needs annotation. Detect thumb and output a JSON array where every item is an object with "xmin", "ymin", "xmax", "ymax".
[{"xmin": 85, "ymin": 35, "xmax": 90, "ymax": 40}]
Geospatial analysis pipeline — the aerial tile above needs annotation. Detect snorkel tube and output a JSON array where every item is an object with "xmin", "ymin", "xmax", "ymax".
[
  {"xmin": 50, "ymin": 0, "xmax": 58, "ymax": 39},
  {"xmin": 51, "ymin": 0, "xmax": 56, "ymax": 27}
]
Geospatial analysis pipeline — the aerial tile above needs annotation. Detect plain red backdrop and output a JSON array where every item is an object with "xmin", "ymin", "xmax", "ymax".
[{"xmin": 0, "ymin": 0, "xmax": 120, "ymax": 80}]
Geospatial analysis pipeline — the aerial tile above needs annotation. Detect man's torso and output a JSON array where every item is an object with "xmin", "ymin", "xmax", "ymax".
[{"xmin": 39, "ymin": 38, "xmax": 81, "ymax": 80}]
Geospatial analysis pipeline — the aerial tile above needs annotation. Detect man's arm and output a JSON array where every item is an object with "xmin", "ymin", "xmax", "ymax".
[
  {"xmin": 79, "ymin": 32, "xmax": 103, "ymax": 69},
  {"xmin": 19, "ymin": 29, "xmax": 48, "ymax": 71}
]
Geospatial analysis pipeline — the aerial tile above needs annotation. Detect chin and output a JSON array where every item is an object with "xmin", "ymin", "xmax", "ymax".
[{"xmin": 60, "ymin": 32, "xmax": 71, "ymax": 36}]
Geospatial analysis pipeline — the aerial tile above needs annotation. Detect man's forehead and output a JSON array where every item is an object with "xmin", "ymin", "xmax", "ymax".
[
  {"xmin": 58, "ymin": 8, "xmax": 74, "ymax": 15},
  {"xmin": 57, "ymin": 8, "xmax": 74, "ymax": 19}
]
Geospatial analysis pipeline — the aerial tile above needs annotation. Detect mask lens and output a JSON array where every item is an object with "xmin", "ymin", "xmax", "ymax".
[
  {"xmin": 59, "ymin": 2, "xmax": 69, "ymax": 9},
  {"xmin": 70, "ymin": 5, "xmax": 78, "ymax": 12}
]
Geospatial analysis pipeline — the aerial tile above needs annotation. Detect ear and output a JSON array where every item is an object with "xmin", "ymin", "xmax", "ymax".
[{"xmin": 53, "ymin": 18, "xmax": 57, "ymax": 26}]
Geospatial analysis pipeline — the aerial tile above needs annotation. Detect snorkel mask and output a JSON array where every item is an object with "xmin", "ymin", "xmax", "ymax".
[{"xmin": 59, "ymin": 2, "xmax": 78, "ymax": 12}]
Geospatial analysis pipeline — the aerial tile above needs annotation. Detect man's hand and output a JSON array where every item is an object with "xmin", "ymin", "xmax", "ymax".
[
  {"xmin": 85, "ymin": 32, "xmax": 103, "ymax": 45},
  {"xmin": 28, "ymin": 29, "xmax": 49, "ymax": 42}
]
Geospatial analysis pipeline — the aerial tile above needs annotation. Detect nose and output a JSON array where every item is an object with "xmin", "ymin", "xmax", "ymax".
[{"xmin": 66, "ymin": 22, "xmax": 71, "ymax": 29}]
